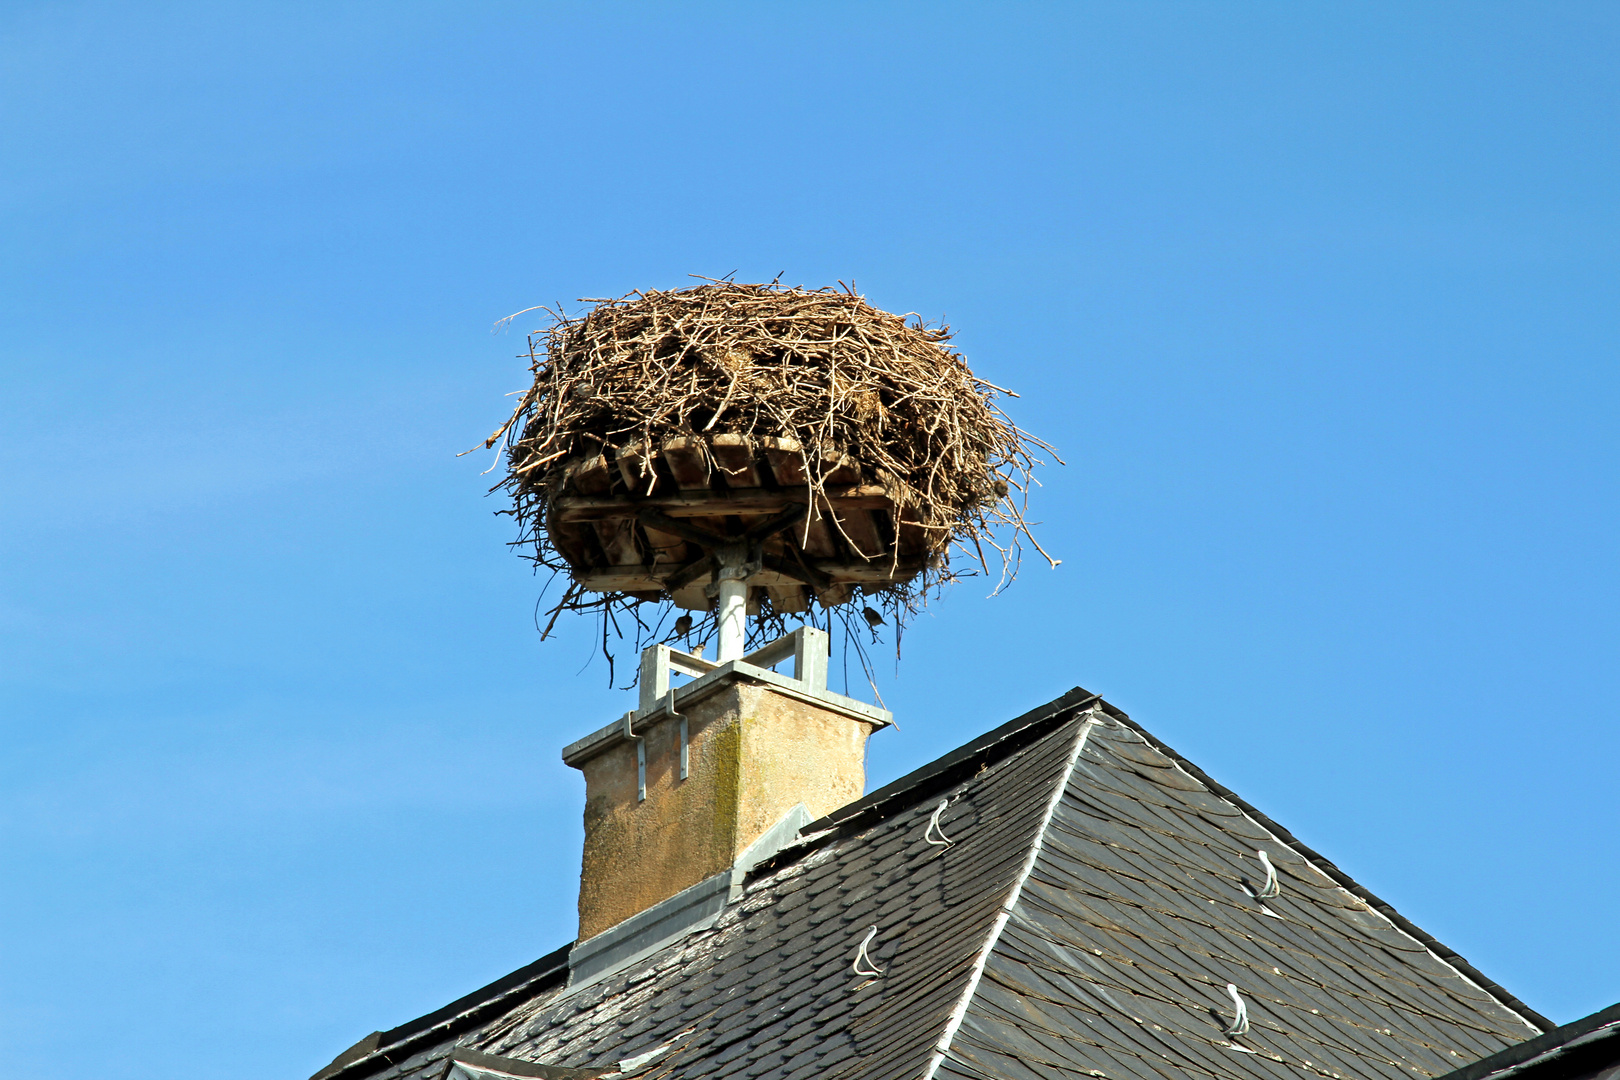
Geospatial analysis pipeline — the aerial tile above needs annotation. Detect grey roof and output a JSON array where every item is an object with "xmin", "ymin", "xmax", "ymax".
[
  {"xmin": 1431, "ymin": 1003, "xmax": 1620, "ymax": 1080},
  {"xmin": 312, "ymin": 688, "xmax": 1546, "ymax": 1080}
]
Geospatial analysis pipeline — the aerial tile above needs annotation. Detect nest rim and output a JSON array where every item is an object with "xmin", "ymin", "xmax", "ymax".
[{"xmin": 482, "ymin": 279, "xmax": 1058, "ymax": 669}]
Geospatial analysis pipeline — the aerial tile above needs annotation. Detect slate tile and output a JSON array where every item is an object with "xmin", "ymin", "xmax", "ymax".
[
  {"xmin": 323, "ymin": 707, "xmax": 1538, "ymax": 1080},
  {"xmin": 949, "ymin": 1034, "xmax": 1067, "ymax": 1080}
]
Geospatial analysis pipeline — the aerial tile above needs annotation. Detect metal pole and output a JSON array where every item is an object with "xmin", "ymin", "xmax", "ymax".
[
  {"xmin": 710, "ymin": 541, "xmax": 755, "ymax": 663},
  {"xmin": 716, "ymin": 575, "xmax": 747, "ymax": 661}
]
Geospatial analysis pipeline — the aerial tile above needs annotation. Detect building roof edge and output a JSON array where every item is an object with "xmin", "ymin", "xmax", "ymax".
[
  {"xmin": 1435, "ymin": 1002, "xmax": 1620, "ymax": 1080},
  {"xmin": 1104, "ymin": 708, "xmax": 1554, "ymax": 1033},
  {"xmin": 309, "ymin": 945, "xmax": 571, "ymax": 1080}
]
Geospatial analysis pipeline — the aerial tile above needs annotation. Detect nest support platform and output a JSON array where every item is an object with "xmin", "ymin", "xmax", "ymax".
[{"xmin": 546, "ymin": 433, "xmax": 935, "ymax": 633}]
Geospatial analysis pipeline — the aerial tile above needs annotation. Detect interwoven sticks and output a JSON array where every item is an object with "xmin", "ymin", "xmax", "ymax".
[{"xmin": 484, "ymin": 281, "xmax": 1056, "ymax": 658}]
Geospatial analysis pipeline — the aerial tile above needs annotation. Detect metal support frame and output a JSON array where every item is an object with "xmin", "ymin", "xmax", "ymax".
[
  {"xmin": 636, "ymin": 506, "xmax": 807, "ymax": 665},
  {"xmin": 564, "ymin": 625, "xmax": 888, "ymax": 772},
  {"xmin": 639, "ymin": 626, "xmax": 831, "ymax": 714}
]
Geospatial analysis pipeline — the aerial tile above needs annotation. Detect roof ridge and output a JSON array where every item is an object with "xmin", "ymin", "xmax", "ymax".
[
  {"xmin": 740, "ymin": 687, "xmax": 1099, "ymax": 884},
  {"xmin": 311, "ymin": 687, "xmax": 1100, "ymax": 1080},
  {"xmin": 1105, "ymin": 709, "xmax": 1554, "ymax": 1033},
  {"xmin": 920, "ymin": 709, "xmax": 1104, "ymax": 1080},
  {"xmin": 1435, "ymin": 1001, "xmax": 1620, "ymax": 1080},
  {"xmin": 805, "ymin": 686, "xmax": 1098, "ymax": 834}
]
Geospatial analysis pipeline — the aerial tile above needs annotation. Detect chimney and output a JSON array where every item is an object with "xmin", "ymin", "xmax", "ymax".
[{"xmin": 561, "ymin": 627, "xmax": 889, "ymax": 949}]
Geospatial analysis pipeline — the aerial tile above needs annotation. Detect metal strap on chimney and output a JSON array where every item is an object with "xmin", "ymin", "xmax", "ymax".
[
  {"xmin": 665, "ymin": 688, "xmax": 688, "ymax": 781},
  {"xmin": 622, "ymin": 711, "xmax": 645, "ymax": 802}
]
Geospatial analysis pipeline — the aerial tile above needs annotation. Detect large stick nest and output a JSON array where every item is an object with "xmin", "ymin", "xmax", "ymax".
[{"xmin": 482, "ymin": 281, "xmax": 1057, "ymax": 672}]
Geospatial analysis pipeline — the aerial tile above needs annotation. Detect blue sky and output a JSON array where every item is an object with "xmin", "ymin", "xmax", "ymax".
[{"xmin": 2, "ymin": 3, "xmax": 1615, "ymax": 1078}]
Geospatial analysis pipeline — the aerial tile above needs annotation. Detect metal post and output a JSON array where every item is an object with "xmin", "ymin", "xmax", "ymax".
[
  {"xmin": 639, "ymin": 644, "xmax": 671, "ymax": 714},
  {"xmin": 709, "ymin": 542, "xmax": 756, "ymax": 663},
  {"xmin": 791, "ymin": 626, "xmax": 830, "ymax": 692},
  {"xmin": 716, "ymin": 575, "xmax": 747, "ymax": 662}
]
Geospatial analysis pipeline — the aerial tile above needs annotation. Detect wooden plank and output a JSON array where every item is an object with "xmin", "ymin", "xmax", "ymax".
[
  {"xmin": 767, "ymin": 438, "xmax": 858, "ymax": 485},
  {"xmin": 577, "ymin": 569, "xmax": 662, "ymax": 592},
  {"xmin": 548, "ymin": 519, "xmax": 592, "ymax": 568},
  {"xmin": 766, "ymin": 583, "xmax": 809, "ymax": 614},
  {"xmin": 670, "ymin": 582, "xmax": 709, "ymax": 611},
  {"xmin": 575, "ymin": 559, "xmax": 924, "ymax": 594},
  {"xmin": 893, "ymin": 508, "xmax": 934, "ymax": 556},
  {"xmin": 818, "ymin": 441, "xmax": 860, "ymax": 485},
  {"xmin": 709, "ymin": 434, "xmax": 760, "ymax": 488},
  {"xmin": 640, "ymin": 523, "xmax": 686, "ymax": 569},
  {"xmin": 817, "ymin": 583, "xmax": 854, "ymax": 607},
  {"xmin": 614, "ymin": 441, "xmax": 663, "ymax": 496},
  {"xmin": 661, "ymin": 436, "xmax": 711, "ymax": 490},
  {"xmin": 553, "ymin": 485, "xmax": 892, "ymax": 522},
  {"xmin": 592, "ymin": 516, "xmax": 641, "ymax": 565},
  {"xmin": 832, "ymin": 506, "xmax": 886, "ymax": 560},
  {"xmin": 579, "ymin": 567, "xmax": 797, "ymax": 592},
  {"xmin": 761, "ymin": 436, "xmax": 807, "ymax": 485},
  {"xmin": 809, "ymin": 558, "xmax": 927, "ymax": 583},
  {"xmin": 795, "ymin": 503, "xmax": 840, "ymax": 558},
  {"xmin": 687, "ymin": 514, "xmax": 734, "ymax": 555},
  {"xmin": 564, "ymin": 453, "xmax": 612, "ymax": 495}
]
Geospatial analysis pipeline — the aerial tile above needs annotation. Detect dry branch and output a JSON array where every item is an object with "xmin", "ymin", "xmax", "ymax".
[{"xmin": 485, "ymin": 281, "xmax": 1056, "ymax": 665}]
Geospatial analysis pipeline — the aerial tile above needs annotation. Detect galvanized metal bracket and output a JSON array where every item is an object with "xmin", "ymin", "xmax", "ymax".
[
  {"xmin": 622, "ymin": 710, "xmax": 646, "ymax": 802},
  {"xmin": 665, "ymin": 687, "xmax": 688, "ymax": 781},
  {"xmin": 563, "ymin": 626, "xmax": 889, "ymax": 770}
]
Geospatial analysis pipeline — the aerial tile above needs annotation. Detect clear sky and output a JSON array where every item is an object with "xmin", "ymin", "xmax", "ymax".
[{"xmin": 2, "ymin": 4, "xmax": 1616, "ymax": 1078}]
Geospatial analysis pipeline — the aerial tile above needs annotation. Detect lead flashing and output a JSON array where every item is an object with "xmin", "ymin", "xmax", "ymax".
[
  {"xmin": 565, "ymin": 804, "xmax": 815, "ymax": 992},
  {"xmin": 565, "ymin": 871, "xmax": 731, "ymax": 992},
  {"xmin": 448, "ymin": 1048, "xmax": 603, "ymax": 1080}
]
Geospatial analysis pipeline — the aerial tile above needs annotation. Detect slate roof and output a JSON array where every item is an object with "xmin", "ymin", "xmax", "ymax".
[
  {"xmin": 312, "ymin": 688, "xmax": 1547, "ymax": 1080},
  {"xmin": 1432, "ymin": 1003, "xmax": 1620, "ymax": 1080}
]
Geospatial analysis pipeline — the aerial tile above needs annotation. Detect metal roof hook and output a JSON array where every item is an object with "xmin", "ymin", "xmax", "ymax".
[
  {"xmin": 1223, "ymin": 983, "xmax": 1251, "ymax": 1038},
  {"xmin": 924, "ymin": 799, "xmax": 953, "ymax": 847},
  {"xmin": 852, "ymin": 925, "xmax": 884, "ymax": 977},
  {"xmin": 1253, "ymin": 850, "xmax": 1281, "ymax": 900}
]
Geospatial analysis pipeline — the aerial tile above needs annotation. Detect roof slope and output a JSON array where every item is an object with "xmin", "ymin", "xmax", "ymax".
[
  {"xmin": 1432, "ymin": 1003, "xmax": 1620, "ymax": 1080},
  {"xmin": 312, "ymin": 690, "xmax": 1543, "ymax": 1080},
  {"xmin": 940, "ymin": 711, "xmax": 1540, "ymax": 1080}
]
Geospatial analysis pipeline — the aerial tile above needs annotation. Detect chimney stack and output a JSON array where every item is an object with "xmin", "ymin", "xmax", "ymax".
[{"xmin": 562, "ymin": 627, "xmax": 889, "ymax": 945}]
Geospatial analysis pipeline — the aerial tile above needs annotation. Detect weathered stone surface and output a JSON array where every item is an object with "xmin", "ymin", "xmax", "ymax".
[{"xmin": 575, "ymin": 680, "xmax": 874, "ymax": 939}]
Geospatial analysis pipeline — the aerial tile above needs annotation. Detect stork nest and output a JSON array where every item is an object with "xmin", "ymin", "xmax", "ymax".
[{"xmin": 481, "ymin": 280, "xmax": 1058, "ymax": 674}]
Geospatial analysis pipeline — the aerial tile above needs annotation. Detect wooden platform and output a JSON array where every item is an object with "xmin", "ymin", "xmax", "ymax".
[{"xmin": 541, "ymin": 435, "xmax": 935, "ymax": 611}]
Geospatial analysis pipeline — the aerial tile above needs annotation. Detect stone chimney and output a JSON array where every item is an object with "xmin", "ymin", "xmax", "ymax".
[{"xmin": 561, "ymin": 627, "xmax": 889, "ymax": 954}]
